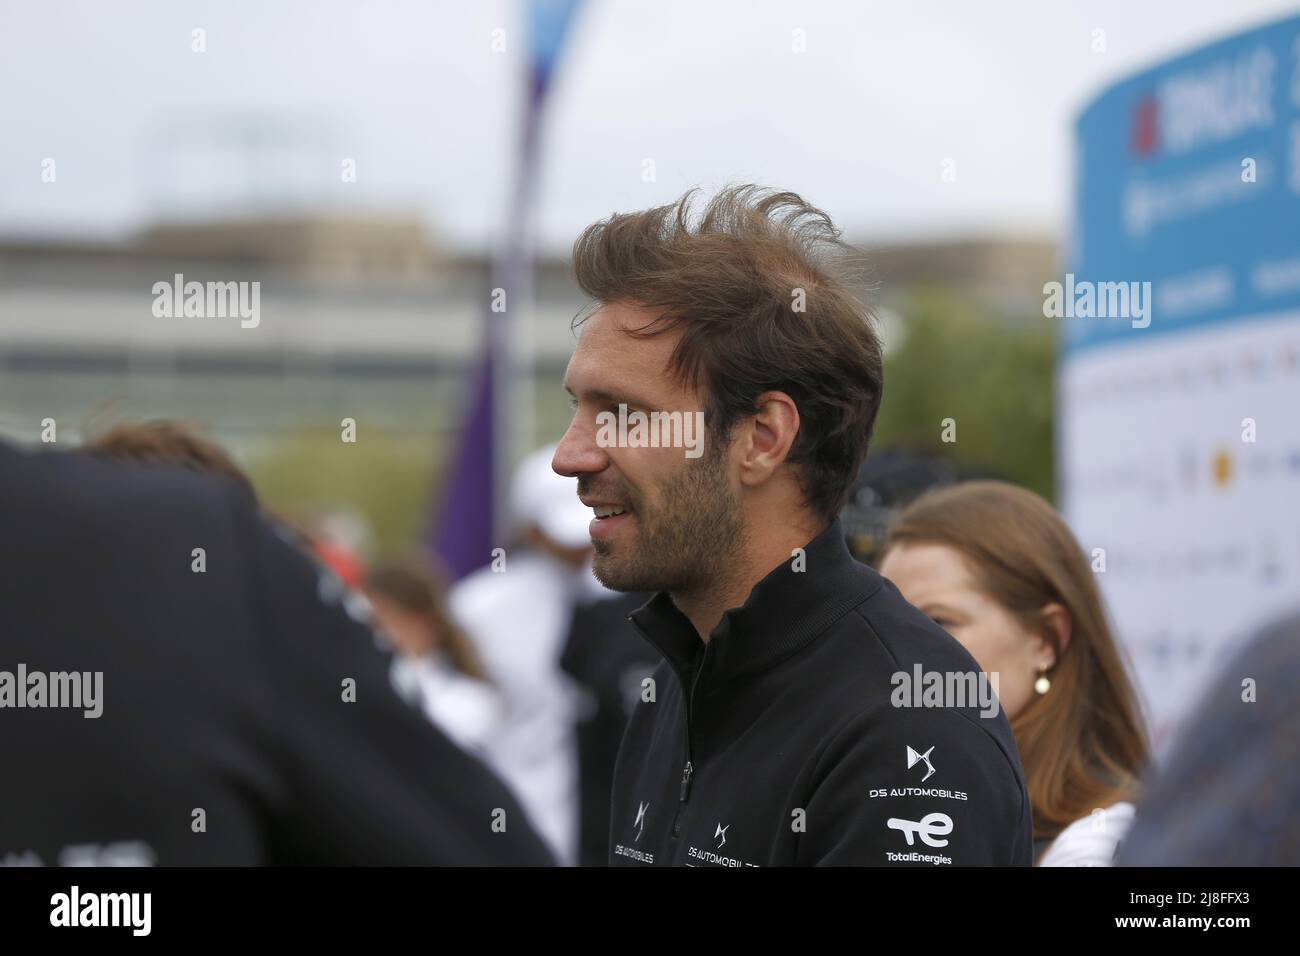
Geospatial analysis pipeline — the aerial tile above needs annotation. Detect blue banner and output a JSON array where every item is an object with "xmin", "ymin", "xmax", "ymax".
[{"xmin": 1065, "ymin": 14, "xmax": 1300, "ymax": 354}]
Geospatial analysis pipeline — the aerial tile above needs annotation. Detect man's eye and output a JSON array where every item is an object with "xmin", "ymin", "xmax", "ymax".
[{"xmin": 931, "ymin": 618, "xmax": 953, "ymax": 629}]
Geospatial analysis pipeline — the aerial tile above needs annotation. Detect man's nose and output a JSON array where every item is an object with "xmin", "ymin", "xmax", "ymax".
[{"xmin": 553, "ymin": 413, "xmax": 607, "ymax": 478}]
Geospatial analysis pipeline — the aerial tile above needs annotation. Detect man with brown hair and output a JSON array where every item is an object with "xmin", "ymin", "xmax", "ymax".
[{"xmin": 553, "ymin": 185, "xmax": 1031, "ymax": 866}]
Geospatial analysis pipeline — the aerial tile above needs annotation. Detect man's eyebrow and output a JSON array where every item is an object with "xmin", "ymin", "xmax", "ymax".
[{"xmin": 565, "ymin": 385, "xmax": 656, "ymax": 409}]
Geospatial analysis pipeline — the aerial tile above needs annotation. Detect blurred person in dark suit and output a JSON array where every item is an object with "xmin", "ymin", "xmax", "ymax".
[
  {"xmin": 84, "ymin": 418, "xmax": 366, "ymax": 587},
  {"xmin": 83, "ymin": 418, "xmax": 257, "ymax": 499},
  {"xmin": 1117, "ymin": 610, "xmax": 1300, "ymax": 866},
  {"xmin": 447, "ymin": 442, "xmax": 608, "ymax": 866},
  {"xmin": 0, "ymin": 438, "xmax": 553, "ymax": 865},
  {"xmin": 839, "ymin": 448, "xmax": 998, "ymax": 567}
]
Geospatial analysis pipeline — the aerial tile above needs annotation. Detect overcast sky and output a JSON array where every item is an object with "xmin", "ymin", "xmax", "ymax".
[{"xmin": 1, "ymin": 0, "xmax": 1296, "ymax": 252}]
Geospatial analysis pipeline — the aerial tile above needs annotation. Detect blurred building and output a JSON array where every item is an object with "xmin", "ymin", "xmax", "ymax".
[
  {"xmin": 865, "ymin": 236, "xmax": 1057, "ymax": 322},
  {"xmin": 0, "ymin": 217, "xmax": 1054, "ymax": 456},
  {"xmin": 0, "ymin": 216, "xmax": 581, "ymax": 455}
]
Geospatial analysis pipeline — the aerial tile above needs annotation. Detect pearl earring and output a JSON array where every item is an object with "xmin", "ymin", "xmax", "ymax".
[{"xmin": 1034, "ymin": 669, "xmax": 1051, "ymax": 695}]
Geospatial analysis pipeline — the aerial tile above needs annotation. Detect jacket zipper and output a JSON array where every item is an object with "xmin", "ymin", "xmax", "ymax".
[{"xmin": 671, "ymin": 642, "xmax": 709, "ymax": 838}]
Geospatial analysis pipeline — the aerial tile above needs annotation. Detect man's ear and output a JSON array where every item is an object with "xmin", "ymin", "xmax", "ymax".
[
  {"xmin": 736, "ymin": 390, "xmax": 800, "ymax": 489},
  {"xmin": 1038, "ymin": 602, "xmax": 1073, "ymax": 667}
]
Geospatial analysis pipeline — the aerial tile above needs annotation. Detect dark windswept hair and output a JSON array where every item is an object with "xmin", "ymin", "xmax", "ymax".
[{"xmin": 571, "ymin": 184, "xmax": 883, "ymax": 524}]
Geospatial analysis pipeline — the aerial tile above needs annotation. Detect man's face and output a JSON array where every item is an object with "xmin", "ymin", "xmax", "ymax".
[{"xmin": 553, "ymin": 302, "xmax": 745, "ymax": 596}]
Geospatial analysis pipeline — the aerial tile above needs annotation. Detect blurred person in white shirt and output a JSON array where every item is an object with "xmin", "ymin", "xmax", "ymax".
[
  {"xmin": 366, "ymin": 555, "xmax": 505, "ymax": 755},
  {"xmin": 448, "ymin": 443, "xmax": 607, "ymax": 866}
]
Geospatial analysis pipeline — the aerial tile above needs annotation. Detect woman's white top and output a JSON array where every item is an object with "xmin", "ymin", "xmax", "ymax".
[
  {"xmin": 1038, "ymin": 801, "xmax": 1137, "ymax": 867},
  {"xmin": 410, "ymin": 652, "xmax": 505, "ymax": 754}
]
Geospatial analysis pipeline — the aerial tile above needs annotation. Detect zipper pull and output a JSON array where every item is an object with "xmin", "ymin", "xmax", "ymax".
[{"xmin": 679, "ymin": 761, "xmax": 694, "ymax": 801}]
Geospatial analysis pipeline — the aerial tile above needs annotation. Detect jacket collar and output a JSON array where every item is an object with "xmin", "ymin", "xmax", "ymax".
[{"xmin": 628, "ymin": 518, "xmax": 881, "ymax": 684}]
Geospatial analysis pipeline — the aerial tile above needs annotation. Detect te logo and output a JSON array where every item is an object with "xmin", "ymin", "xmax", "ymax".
[{"xmin": 887, "ymin": 812, "xmax": 953, "ymax": 847}]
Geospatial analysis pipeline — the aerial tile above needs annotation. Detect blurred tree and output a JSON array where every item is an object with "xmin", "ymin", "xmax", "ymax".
[
  {"xmin": 247, "ymin": 427, "xmax": 438, "ymax": 555},
  {"xmin": 871, "ymin": 288, "xmax": 1056, "ymax": 502}
]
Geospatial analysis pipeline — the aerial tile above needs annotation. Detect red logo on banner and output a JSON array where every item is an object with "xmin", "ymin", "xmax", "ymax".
[{"xmin": 1131, "ymin": 94, "xmax": 1160, "ymax": 157}]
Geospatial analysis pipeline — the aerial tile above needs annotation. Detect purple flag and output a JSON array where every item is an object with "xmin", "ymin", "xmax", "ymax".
[{"xmin": 429, "ymin": 0, "xmax": 583, "ymax": 579}]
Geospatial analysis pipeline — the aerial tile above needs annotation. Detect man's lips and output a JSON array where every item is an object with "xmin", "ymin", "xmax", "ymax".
[
  {"xmin": 588, "ymin": 509, "xmax": 631, "ymax": 539},
  {"xmin": 579, "ymin": 496, "xmax": 631, "ymax": 513},
  {"xmin": 580, "ymin": 497, "xmax": 634, "ymax": 538}
]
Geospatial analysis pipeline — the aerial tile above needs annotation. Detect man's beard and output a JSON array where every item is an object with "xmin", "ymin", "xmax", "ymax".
[{"xmin": 584, "ymin": 443, "xmax": 745, "ymax": 597}]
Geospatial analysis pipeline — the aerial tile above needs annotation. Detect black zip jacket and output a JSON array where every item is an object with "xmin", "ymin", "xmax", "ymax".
[{"xmin": 609, "ymin": 519, "xmax": 1032, "ymax": 866}]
